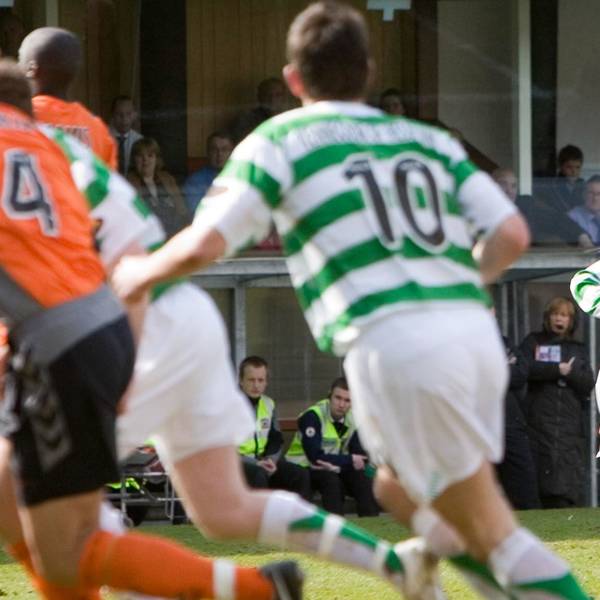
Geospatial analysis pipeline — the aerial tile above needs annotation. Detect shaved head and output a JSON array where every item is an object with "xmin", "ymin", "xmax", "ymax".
[
  {"xmin": 0, "ymin": 58, "xmax": 32, "ymax": 116},
  {"xmin": 18, "ymin": 27, "xmax": 81, "ymax": 95}
]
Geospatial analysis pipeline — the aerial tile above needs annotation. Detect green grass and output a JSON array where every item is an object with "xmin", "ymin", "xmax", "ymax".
[{"xmin": 2, "ymin": 509, "xmax": 600, "ymax": 598}]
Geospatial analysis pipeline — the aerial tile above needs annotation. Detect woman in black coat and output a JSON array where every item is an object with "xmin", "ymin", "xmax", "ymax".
[{"xmin": 519, "ymin": 297, "xmax": 594, "ymax": 508}]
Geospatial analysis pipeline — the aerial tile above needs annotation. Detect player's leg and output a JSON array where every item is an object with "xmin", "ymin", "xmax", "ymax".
[
  {"xmin": 10, "ymin": 316, "xmax": 287, "ymax": 600},
  {"xmin": 345, "ymin": 310, "xmax": 589, "ymax": 600}
]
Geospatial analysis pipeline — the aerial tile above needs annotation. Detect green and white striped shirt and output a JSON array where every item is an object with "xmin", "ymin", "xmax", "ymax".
[
  {"xmin": 195, "ymin": 102, "xmax": 515, "ymax": 355},
  {"xmin": 571, "ymin": 260, "xmax": 600, "ymax": 317}
]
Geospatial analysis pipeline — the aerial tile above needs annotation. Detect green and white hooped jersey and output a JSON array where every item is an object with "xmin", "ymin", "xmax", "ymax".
[
  {"xmin": 571, "ymin": 260, "xmax": 600, "ymax": 317},
  {"xmin": 194, "ymin": 101, "xmax": 516, "ymax": 355},
  {"xmin": 40, "ymin": 124, "xmax": 166, "ymax": 266}
]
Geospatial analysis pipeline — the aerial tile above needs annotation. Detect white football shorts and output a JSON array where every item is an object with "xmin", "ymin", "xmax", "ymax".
[
  {"xmin": 344, "ymin": 304, "xmax": 508, "ymax": 504},
  {"xmin": 117, "ymin": 282, "xmax": 254, "ymax": 468}
]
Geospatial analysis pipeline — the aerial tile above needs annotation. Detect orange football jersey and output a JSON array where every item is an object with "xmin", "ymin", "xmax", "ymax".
[
  {"xmin": 32, "ymin": 95, "xmax": 118, "ymax": 170},
  {"xmin": 0, "ymin": 103, "xmax": 105, "ymax": 308}
]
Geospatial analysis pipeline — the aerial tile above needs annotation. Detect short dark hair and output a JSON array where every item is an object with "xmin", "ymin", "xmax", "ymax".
[
  {"xmin": 239, "ymin": 355, "xmax": 268, "ymax": 380},
  {"xmin": 0, "ymin": 59, "xmax": 32, "ymax": 116},
  {"xmin": 257, "ymin": 78, "xmax": 284, "ymax": 103},
  {"xmin": 587, "ymin": 174, "xmax": 600, "ymax": 187},
  {"xmin": 286, "ymin": 1, "xmax": 370, "ymax": 100},
  {"xmin": 206, "ymin": 130, "xmax": 234, "ymax": 147},
  {"xmin": 111, "ymin": 94, "xmax": 134, "ymax": 113},
  {"xmin": 329, "ymin": 376, "xmax": 348, "ymax": 397},
  {"xmin": 558, "ymin": 144, "xmax": 583, "ymax": 166}
]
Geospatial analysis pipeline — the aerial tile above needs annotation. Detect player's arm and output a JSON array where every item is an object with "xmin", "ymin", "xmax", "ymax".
[{"xmin": 475, "ymin": 212, "xmax": 530, "ymax": 284}]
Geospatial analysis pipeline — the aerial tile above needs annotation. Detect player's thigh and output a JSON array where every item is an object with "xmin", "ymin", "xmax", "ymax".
[{"xmin": 0, "ymin": 437, "xmax": 22, "ymax": 544}]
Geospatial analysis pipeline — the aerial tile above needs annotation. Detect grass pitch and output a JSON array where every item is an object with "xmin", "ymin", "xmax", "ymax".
[{"xmin": 1, "ymin": 508, "xmax": 599, "ymax": 598}]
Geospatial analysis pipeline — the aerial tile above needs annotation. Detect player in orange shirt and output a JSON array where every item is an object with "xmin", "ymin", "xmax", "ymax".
[
  {"xmin": 18, "ymin": 27, "xmax": 117, "ymax": 170},
  {"xmin": 0, "ymin": 61, "xmax": 301, "ymax": 600}
]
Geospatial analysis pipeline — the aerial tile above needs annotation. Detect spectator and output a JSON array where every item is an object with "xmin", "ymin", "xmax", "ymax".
[
  {"xmin": 286, "ymin": 377, "xmax": 379, "ymax": 517},
  {"xmin": 492, "ymin": 167, "xmax": 591, "ymax": 247},
  {"xmin": 128, "ymin": 137, "xmax": 189, "ymax": 238},
  {"xmin": 183, "ymin": 131, "xmax": 234, "ymax": 214},
  {"xmin": 379, "ymin": 87, "xmax": 406, "ymax": 116},
  {"xmin": 237, "ymin": 356, "xmax": 311, "ymax": 500},
  {"xmin": 0, "ymin": 10, "xmax": 25, "ymax": 58},
  {"xmin": 567, "ymin": 175, "xmax": 600, "ymax": 245},
  {"xmin": 110, "ymin": 95, "xmax": 142, "ymax": 176},
  {"xmin": 535, "ymin": 144, "xmax": 586, "ymax": 215},
  {"xmin": 519, "ymin": 297, "xmax": 594, "ymax": 508},
  {"xmin": 495, "ymin": 335, "xmax": 541, "ymax": 510},
  {"xmin": 230, "ymin": 77, "xmax": 287, "ymax": 142}
]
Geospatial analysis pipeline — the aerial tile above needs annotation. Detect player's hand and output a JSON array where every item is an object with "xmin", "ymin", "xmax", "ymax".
[
  {"xmin": 111, "ymin": 255, "xmax": 152, "ymax": 303},
  {"xmin": 352, "ymin": 454, "xmax": 368, "ymax": 470},
  {"xmin": 559, "ymin": 356, "xmax": 575, "ymax": 376},
  {"xmin": 258, "ymin": 458, "xmax": 277, "ymax": 474}
]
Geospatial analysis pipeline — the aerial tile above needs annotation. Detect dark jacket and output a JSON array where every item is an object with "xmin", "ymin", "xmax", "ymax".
[
  {"xmin": 496, "ymin": 337, "xmax": 540, "ymax": 509},
  {"xmin": 519, "ymin": 331, "xmax": 594, "ymax": 506}
]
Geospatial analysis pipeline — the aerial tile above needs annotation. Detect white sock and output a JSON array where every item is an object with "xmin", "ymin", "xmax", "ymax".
[
  {"xmin": 258, "ymin": 490, "xmax": 403, "ymax": 583},
  {"xmin": 410, "ymin": 506, "xmax": 466, "ymax": 557},
  {"xmin": 489, "ymin": 528, "xmax": 568, "ymax": 587}
]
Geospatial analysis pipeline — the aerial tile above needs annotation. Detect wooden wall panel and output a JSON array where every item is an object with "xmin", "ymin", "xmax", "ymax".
[{"xmin": 187, "ymin": 0, "xmax": 418, "ymax": 157}]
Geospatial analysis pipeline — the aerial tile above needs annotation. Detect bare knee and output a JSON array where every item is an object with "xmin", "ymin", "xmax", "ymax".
[
  {"xmin": 373, "ymin": 465, "xmax": 416, "ymax": 525},
  {"xmin": 188, "ymin": 487, "xmax": 259, "ymax": 540}
]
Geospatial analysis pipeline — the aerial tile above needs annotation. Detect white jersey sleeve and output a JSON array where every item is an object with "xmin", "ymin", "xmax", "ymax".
[
  {"xmin": 457, "ymin": 170, "xmax": 517, "ymax": 238},
  {"xmin": 192, "ymin": 132, "xmax": 291, "ymax": 256}
]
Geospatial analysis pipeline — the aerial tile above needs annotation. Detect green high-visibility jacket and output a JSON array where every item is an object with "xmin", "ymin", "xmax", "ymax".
[
  {"xmin": 286, "ymin": 399, "xmax": 356, "ymax": 467},
  {"xmin": 238, "ymin": 395, "xmax": 275, "ymax": 457}
]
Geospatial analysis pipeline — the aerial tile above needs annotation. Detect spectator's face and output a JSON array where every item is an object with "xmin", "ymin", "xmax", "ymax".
[
  {"xmin": 549, "ymin": 307, "xmax": 572, "ymax": 336},
  {"xmin": 260, "ymin": 82, "xmax": 286, "ymax": 114},
  {"xmin": 559, "ymin": 159, "xmax": 582, "ymax": 182},
  {"xmin": 240, "ymin": 365, "xmax": 268, "ymax": 400},
  {"xmin": 494, "ymin": 171, "xmax": 518, "ymax": 202},
  {"xmin": 134, "ymin": 148, "xmax": 157, "ymax": 179},
  {"xmin": 381, "ymin": 94, "xmax": 405, "ymax": 116},
  {"xmin": 329, "ymin": 387, "xmax": 351, "ymax": 420},
  {"xmin": 207, "ymin": 136, "xmax": 234, "ymax": 170},
  {"xmin": 113, "ymin": 100, "xmax": 136, "ymax": 134},
  {"xmin": 584, "ymin": 181, "xmax": 600, "ymax": 214}
]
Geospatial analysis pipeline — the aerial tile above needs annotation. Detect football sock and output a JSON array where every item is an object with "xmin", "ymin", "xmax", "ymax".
[
  {"xmin": 258, "ymin": 490, "xmax": 405, "ymax": 586},
  {"xmin": 411, "ymin": 507, "xmax": 509, "ymax": 599},
  {"xmin": 7, "ymin": 539, "xmax": 100, "ymax": 600},
  {"xmin": 489, "ymin": 528, "xmax": 589, "ymax": 599},
  {"xmin": 78, "ymin": 529, "xmax": 274, "ymax": 600}
]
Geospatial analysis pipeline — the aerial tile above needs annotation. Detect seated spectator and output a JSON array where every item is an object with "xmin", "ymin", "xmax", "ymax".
[
  {"xmin": 492, "ymin": 167, "xmax": 591, "ymax": 247},
  {"xmin": 495, "ymin": 334, "xmax": 541, "ymax": 510},
  {"xmin": 183, "ymin": 131, "xmax": 234, "ymax": 214},
  {"xmin": 128, "ymin": 137, "xmax": 189, "ymax": 238},
  {"xmin": 110, "ymin": 95, "xmax": 142, "ymax": 175},
  {"xmin": 567, "ymin": 175, "xmax": 600, "ymax": 245},
  {"xmin": 237, "ymin": 356, "xmax": 311, "ymax": 500},
  {"xmin": 379, "ymin": 87, "xmax": 406, "ymax": 116},
  {"xmin": 230, "ymin": 77, "xmax": 287, "ymax": 142},
  {"xmin": 519, "ymin": 297, "xmax": 594, "ymax": 508},
  {"xmin": 535, "ymin": 144, "xmax": 586, "ymax": 214},
  {"xmin": 286, "ymin": 377, "xmax": 379, "ymax": 517}
]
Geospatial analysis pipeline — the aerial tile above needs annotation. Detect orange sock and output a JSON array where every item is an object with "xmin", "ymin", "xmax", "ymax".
[
  {"xmin": 79, "ymin": 529, "xmax": 274, "ymax": 599},
  {"xmin": 7, "ymin": 539, "xmax": 100, "ymax": 599}
]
